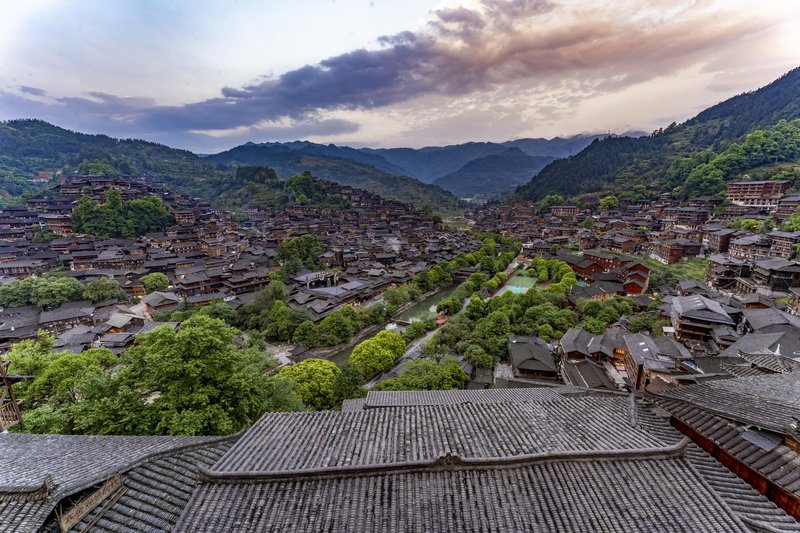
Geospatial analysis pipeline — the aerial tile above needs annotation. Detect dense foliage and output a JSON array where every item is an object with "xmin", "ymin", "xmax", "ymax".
[
  {"xmin": 277, "ymin": 358, "xmax": 341, "ymax": 410},
  {"xmin": 349, "ymin": 330, "xmax": 406, "ymax": 378},
  {"xmin": 72, "ymin": 189, "xmax": 173, "ymax": 238},
  {"xmin": 375, "ymin": 356, "xmax": 467, "ymax": 391},
  {"xmin": 10, "ymin": 316, "xmax": 278, "ymax": 435},
  {"xmin": 0, "ymin": 275, "xmax": 126, "ymax": 308},
  {"xmin": 140, "ymin": 272, "xmax": 170, "ymax": 293}
]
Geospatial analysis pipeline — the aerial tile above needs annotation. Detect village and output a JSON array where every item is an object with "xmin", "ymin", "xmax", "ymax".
[
  {"xmin": 0, "ymin": 174, "xmax": 483, "ymax": 356},
  {"xmin": 2, "ymin": 172, "xmax": 800, "ymax": 527},
  {"xmin": 466, "ymin": 179, "xmax": 800, "ymax": 391}
]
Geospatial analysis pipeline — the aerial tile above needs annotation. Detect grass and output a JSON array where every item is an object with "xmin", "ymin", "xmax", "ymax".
[
  {"xmin": 584, "ymin": 248, "xmax": 708, "ymax": 281},
  {"xmin": 634, "ymin": 255, "xmax": 709, "ymax": 281},
  {"xmin": 499, "ymin": 274, "xmax": 538, "ymax": 295}
]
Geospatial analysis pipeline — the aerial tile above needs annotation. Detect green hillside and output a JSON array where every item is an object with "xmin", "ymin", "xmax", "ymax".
[
  {"xmin": 0, "ymin": 120, "xmax": 461, "ymax": 213},
  {"xmin": 515, "ymin": 66, "xmax": 800, "ymax": 201},
  {"xmin": 206, "ymin": 143, "xmax": 463, "ymax": 212}
]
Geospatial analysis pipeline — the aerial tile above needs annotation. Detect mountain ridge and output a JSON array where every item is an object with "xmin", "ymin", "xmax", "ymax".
[{"xmin": 515, "ymin": 66, "xmax": 800, "ymax": 201}]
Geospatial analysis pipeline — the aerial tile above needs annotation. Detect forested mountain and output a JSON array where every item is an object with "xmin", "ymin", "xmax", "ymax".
[
  {"xmin": 205, "ymin": 143, "xmax": 462, "ymax": 211},
  {"xmin": 0, "ymin": 120, "xmax": 461, "ymax": 213},
  {"xmin": 432, "ymin": 148, "xmax": 555, "ymax": 197},
  {"xmin": 362, "ymin": 134, "xmax": 599, "ymax": 184},
  {"xmin": 515, "ymin": 66, "xmax": 800, "ymax": 201}
]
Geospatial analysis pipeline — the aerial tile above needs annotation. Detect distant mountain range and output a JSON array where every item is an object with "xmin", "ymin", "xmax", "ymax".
[
  {"xmin": 0, "ymin": 119, "xmax": 610, "ymax": 211},
  {"xmin": 213, "ymin": 133, "xmax": 604, "ymax": 197},
  {"xmin": 432, "ymin": 148, "xmax": 555, "ymax": 197}
]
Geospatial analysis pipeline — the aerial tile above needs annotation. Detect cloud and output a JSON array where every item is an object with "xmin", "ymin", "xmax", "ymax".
[
  {"xmin": 99, "ymin": 0, "xmax": 786, "ymax": 132},
  {"xmin": 19, "ymin": 86, "xmax": 47, "ymax": 96},
  {"xmin": 0, "ymin": 0, "xmax": 793, "ymax": 150}
]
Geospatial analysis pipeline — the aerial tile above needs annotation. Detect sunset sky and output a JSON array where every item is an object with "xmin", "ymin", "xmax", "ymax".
[{"xmin": 1, "ymin": 0, "xmax": 799, "ymax": 152}]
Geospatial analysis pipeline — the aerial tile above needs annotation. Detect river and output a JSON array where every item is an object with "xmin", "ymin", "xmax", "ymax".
[{"xmin": 328, "ymin": 284, "xmax": 459, "ymax": 366}]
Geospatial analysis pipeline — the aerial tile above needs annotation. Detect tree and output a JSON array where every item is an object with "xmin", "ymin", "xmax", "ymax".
[
  {"xmin": 599, "ymin": 195, "xmax": 619, "ymax": 210},
  {"xmin": 71, "ymin": 190, "xmax": 173, "ymax": 239},
  {"xmin": 141, "ymin": 272, "xmax": 170, "ymax": 293},
  {"xmin": 292, "ymin": 320, "xmax": 320, "ymax": 348},
  {"xmin": 278, "ymin": 358, "xmax": 341, "ymax": 410},
  {"xmin": 401, "ymin": 318, "xmax": 437, "ymax": 343},
  {"xmin": 465, "ymin": 294, "xmax": 487, "ymax": 321},
  {"xmin": 7, "ymin": 332, "xmax": 57, "ymax": 378},
  {"xmin": 464, "ymin": 344, "xmax": 493, "ymax": 369},
  {"xmin": 277, "ymin": 234, "xmax": 323, "ymax": 267},
  {"xmin": 384, "ymin": 286, "xmax": 411, "ymax": 306},
  {"xmin": 472, "ymin": 310, "xmax": 511, "ymax": 360},
  {"xmin": 261, "ymin": 375, "xmax": 308, "ymax": 412},
  {"xmin": 106, "ymin": 315, "xmax": 274, "ymax": 435},
  {"xmin": 436, "ymin": 297, "xmax": 462, "ymax": 316},
  {"xmin": 318, "ymin": 310, "xmax": 356, "ymax": 346},
  {"xmin": 25, "ymin": 348, "xmax": 115, "ymax": 409},
  {"xmin": 331, "ymin": 362, "xmax": 367, "ymax": 408},
  {"xmin": 83, "ymin": 278, "xmax": 127, "ymax": 302},
  {"xmin": 782, "ymin": 208, "xmax": 800, "ymax": 231},
  {"xmin": 349, "ymin": 330, "xmax": 406, "ymax": 378},
  {"xmin": 375, "ymin": 356, "xmax": 467, "ymax": 391},
  {"xmin": 0, "ymin": 278, "xmax": 35, "ymax": 307},
  {"xmin": 29, "ymin": 276, "xmax": 85, "ymax": 308}
]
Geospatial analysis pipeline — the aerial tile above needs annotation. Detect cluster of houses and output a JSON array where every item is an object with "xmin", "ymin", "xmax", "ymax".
[
  {"xmin": 471, "ymin": 179, "xmax": 800, "ymax": 265},
  {"xmin": 468, "ymin": 178, "xmax": 800, "ymax": 413},
  {"xmin": 0, "ymin": 174, "xmax": 482, "ymax": 353}
]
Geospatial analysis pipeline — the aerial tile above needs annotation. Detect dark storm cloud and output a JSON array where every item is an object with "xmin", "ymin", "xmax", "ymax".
[{"xmin": 18, "ymin": 86, "xmax": 47, "ymax": 96}]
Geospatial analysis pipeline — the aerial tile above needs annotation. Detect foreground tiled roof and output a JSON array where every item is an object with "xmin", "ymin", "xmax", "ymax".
[
  {"xmin": 67, "ymin": 440, "xmax": 234, "ymax": 533},
  {"xmin": 0, "ymin": 433, "xmax": 232, "ymax": 533},
  {"xmin": 174, "ymin": 389, "xmax": 799, "ymax": 532},
  {"xmin": 179, "ymin": 447, "xmax": 750, "ymax": 532}
]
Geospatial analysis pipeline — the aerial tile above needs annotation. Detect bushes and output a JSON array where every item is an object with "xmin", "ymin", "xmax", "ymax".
[
  {"xmin": 349, "ymin": 330, "xmax": 407, "ymax": 377},
  {"xmin": 375, "ymin": 357, "xmax": 467, "ymax": 391},
  {"xmin": 278, "ymin": 358, "xmax": 341, "ymax": 410},
  {"xmin": 401, "ymin": 318, "xmax": 438, "ymax": 343}
]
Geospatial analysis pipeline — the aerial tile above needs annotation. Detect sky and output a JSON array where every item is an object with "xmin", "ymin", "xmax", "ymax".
[{"xmin": 1, "ymin": 0, "xmax": 799, "ymax": 152}]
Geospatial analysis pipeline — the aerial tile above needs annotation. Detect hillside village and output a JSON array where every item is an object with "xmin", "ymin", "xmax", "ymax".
[
  {"xmin": 0, "ymin": 174, "xmax": 481, "ymax": 355},
  {"xmin": 1, "ymin": 42, "xmax": 800, "ymax": 532}
]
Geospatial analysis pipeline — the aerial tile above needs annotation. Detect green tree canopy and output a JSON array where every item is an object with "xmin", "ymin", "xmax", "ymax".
[
  {"xmin": 0, "ymin": 276, "xmax": 87, "ymax": 309},
  {"xmin": 276, "ymin": 234, "xmax": 323, "ymax": 267},
  {"xmin": 599, "ymin": 195, "xmax": 619, "ymax": 210},
  {"xmin": 375, "ymin": 356, "xmax": 467, "ymax": 391},
  {"xmin": 278, "ymin": 358, "xmax": 341, "ymax": 410},
  {"xmin": 71, "ymin": 189, "xmax": 174, "ymax": 239},
  {"xmin": 83, "ymin": 278, "xmax": 127, "ymax": 302},
  {"xmin": 140, "ymin": 272, "xmax": 170, "ymax": 293}
]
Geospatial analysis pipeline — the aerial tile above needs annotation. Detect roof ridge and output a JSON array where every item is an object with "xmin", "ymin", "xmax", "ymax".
[{"xmin": 198, "ymin": 437, "xmax": 691, "ymax": 484}]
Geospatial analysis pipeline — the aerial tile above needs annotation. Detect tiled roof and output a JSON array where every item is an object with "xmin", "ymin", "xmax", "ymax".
[
  {"xmin": 648, "ymin": 373, "xmax": 800, "ymax": 434},
  {"xmin": 174, "ymin": 389, "xmax": 800, "ymax": 532},
  {"xmin": 67, "ymin": 440, "xmax": 234, "ymax": 533},
  {"xmin": 0, "ymin": 433, "xmax": 228, "ymax": 533}
]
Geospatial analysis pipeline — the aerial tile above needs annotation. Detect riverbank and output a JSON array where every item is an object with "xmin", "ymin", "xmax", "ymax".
[{"xmin": 309, "ymin": 284, "xmax": 457, "ymax": 366}]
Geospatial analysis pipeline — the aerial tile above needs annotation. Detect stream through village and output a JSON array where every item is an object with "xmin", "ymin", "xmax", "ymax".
[{"xmin": 328, "ymin": 284, "xmax": 459, "ymax": 366}]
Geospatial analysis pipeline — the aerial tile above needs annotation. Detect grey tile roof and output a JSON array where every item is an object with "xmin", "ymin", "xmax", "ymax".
[
  {"xmin": 648, "ymin": 373, "xmax": 800, "ymax": 434},
  {"xmin": 210, "ymin": 398, "xmax": 665, "ymax": 475},
  {"xmin": 361, "ymin": 388, "xmax": 569, "ymax": 408},
  {"xmin": 637, "ymin": 398, "xmax": 800, "ymax": 532},
  {"xmin": 0, "ymin": 434, "xmax": 225, "ymax": 533},
  {"xmin": 174, "ymin": 389, "xmax": 800, "ymax": 532},
  {"xmin": 66, "ymin": 440, "xmax": 234, "ymax": 533},
  {"xmin": 652, "ymin": 396, "xmax": 800, "ymax": 503},
  {"xmin": 177, "ymin": 453, "xmax": 750, "ymax": 532}
]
